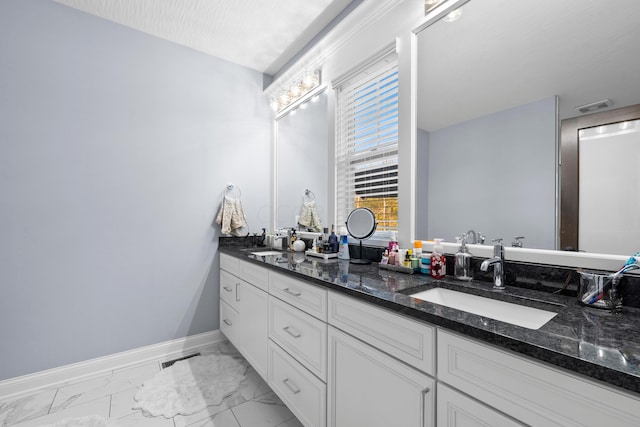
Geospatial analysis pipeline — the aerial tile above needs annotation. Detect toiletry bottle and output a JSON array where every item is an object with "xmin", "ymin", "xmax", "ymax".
[
  {"xmin": 328, "ymin": 225, "xmax": 338, "ymax": 253},
  {"xmin": 413, "ymin": 240, "xmax": 423, "ymax": 258},
  {"xmin": 380, "ymin": 249, "xmax": 389, "ymax": 265},
  {"xmin": 390, "ymin": 248, "xmax": 398, "ymax": 265},
  {"xmin": 454, "ymin": 234, "xmax": 473, "ymax": 281},
  {"xmin": 338, "ymin": 227, "xmax": 350, "ymax": 260},
  {"xmin": 420, "ymin": 252, "xmax": 431, "ymax": 275},
  {"xmin": 404, "ymin": 249, "xmax": 412, "ymax": 268},
  {"xmin": 289, "ymin": 229, "xmax": 297, "ymax": 252},
  {"xmin": 388, "ymin": 232, "xmax": 398, "ymax": 254},
  {"xmin": 322, "ymin": 227, "xmax": 330, "ymax": 253},
  {"xmin": 430, "ymin": 238, "xmax": 446, "ymax": 278}
]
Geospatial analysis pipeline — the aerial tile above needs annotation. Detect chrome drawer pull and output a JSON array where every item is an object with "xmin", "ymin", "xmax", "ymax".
[
  {"xmin": 223, "ymin": 319, "xmax": 232, "ymax": 326},
  {"xmin": 283, "ymin": 378, "xmax": 301, "ymax": 394},
  {"xmin": 283, "ymin": 287, "xmax": 301, "ymax": 297},
  {"xmin": 223, "ymin": 286, "xmax": 232, "ymax": 292},
  {"xmin": 283, "ymin": 326, "xmax": 302, "ymax": 338},
  {"xmin": 235, "ymin": 283, "xmax": 240, "ymax": 301}
]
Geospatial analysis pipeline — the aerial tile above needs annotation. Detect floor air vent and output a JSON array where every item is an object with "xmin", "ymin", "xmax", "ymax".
[{"xmin": 161, "ymin": 352, "xmax": 201, "ymax": 369}]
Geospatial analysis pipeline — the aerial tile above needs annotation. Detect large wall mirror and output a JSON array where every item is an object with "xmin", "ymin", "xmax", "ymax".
[
  {"xmin": 275, "ymin": 91, "xmax": 329, "ymax": 231},
  {"xmin": 416, "ymin": 0, "xmax": 640, "ymax": 255}
]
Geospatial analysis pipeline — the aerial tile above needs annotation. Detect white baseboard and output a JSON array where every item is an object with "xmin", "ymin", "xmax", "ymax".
[{"xmin": 0, "ymin": 330, "xmax": 226, "ymax": 401}]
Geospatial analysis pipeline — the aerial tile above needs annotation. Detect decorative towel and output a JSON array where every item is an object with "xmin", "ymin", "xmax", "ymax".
[
  {"xmin": 215, "ymin": 196, "xmax": 247, "ymax": 236},
  {"xmin": 298, "ymin": 200, "xmax": 323, "ymax": 232}
]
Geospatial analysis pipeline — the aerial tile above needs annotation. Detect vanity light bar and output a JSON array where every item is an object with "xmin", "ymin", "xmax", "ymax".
[{"xmin": 270, "ymin": 70, "xmax": 321, "ymax": 113}]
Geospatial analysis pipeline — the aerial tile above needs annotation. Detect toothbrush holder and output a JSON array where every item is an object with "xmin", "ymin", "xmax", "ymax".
[{"xmin": 577, "ymin": 270, "xmax": 622, "ymax": 311}]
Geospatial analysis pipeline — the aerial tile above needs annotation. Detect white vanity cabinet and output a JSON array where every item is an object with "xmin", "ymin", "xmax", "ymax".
[
  {"xmin": 438, "ymin": 330, "xmax": 640, "ymax": 427},
  {"xmin": 220, "ymin": 254, "xmax": 640, "ymax": 427},
  {"xmin": 268, "ymin": 270, "xmax": 328, "ymax": 427},
  {"xmin": 219, "ymin": 253, "xmax": 268, "ymax": 378},
  {"xmin": 327, "ymin": 291, "xmax": 436, "ymax": 427}
]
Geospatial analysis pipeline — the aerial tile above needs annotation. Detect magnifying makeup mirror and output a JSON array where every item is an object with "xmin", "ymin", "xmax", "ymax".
[{"xmin": 346, "ymin": 208, "xmax": 377, "ymax": 265}]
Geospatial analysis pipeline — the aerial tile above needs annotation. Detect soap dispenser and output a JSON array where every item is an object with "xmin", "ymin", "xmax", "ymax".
[{"xmin": 454, "ymin": 233, "xmax": 473, "ymax": 281}]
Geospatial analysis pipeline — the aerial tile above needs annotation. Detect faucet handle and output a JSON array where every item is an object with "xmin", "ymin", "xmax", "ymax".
[
  {"xmin": 512, "ymin": 236, "xmax": 525, "ymax": 248},
  {"xmin": 491, "ymin": 238, "xmax": 503, "ymax": 245}
]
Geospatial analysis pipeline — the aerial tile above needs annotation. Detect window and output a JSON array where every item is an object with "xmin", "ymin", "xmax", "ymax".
[{"xmin": 335, "ymin": 53, "xmax": 398, "ymax": 233}]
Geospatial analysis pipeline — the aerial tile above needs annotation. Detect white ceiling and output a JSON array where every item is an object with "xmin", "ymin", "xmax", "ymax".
[
  {"xmin": 418, "ymin": 0, "xmax": 640, "ymax": 131},
  {"xmin": 53, "ymin": 0, "xmax": 353, "ymax": 76}
]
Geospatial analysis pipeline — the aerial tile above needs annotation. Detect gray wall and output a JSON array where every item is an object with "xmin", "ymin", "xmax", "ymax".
[
  {"xmin": 0, "ymin": 0, "xmax": 271, "ymax": 381},
  {"xmin": 420, "ymin": 96, "xmax": 557, "ymax": 249}
]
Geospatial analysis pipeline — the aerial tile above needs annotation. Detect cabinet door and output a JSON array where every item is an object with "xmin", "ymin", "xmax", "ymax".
[
  {"xmin": 237, "ymin": 281, "xmax": 268, "ymax": 379},
  {"xmin": 328, "ymin": 326, "xmax": 434, "ymax": 427},
  {"xmin": 437, "ymin": 383, "xmax": 524, "ymax": 427}
]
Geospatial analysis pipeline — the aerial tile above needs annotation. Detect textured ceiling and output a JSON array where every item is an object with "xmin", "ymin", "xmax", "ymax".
[{"xmin": 53, "ymin": 0, "xmax": 352, "ymax": 75}]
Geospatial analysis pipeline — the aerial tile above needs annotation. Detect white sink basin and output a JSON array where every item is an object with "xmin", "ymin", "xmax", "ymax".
[
  {"xmin": 410, "ymin": 288, "xmax": 557, "ymax": 330},
  {"xmin": 250, "ymin": 251, "xmax": 285, "ymax": 257}
]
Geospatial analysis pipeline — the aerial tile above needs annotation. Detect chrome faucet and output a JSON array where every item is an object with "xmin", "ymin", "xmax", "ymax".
[{"xmin": 480, "ymin": 239, "xmax": 505, "ymax": 290}]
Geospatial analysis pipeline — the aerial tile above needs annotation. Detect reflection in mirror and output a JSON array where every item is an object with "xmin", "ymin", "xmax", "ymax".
[
  {"xmin": 560, "ymin": 104, "xmax": 640, "ymax": 255},
  {"xmin": 415, "ymin": 0, "xmax": 640, "ymax": 255},
  {"xmin": 276, "ymin": 92, "xmax": 328, "ymax": 230}
]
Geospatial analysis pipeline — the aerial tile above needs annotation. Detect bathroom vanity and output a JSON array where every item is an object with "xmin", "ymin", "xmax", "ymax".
[{"xmin": 219, "ymin": 246, "xmax": 640, "ymax": 427}]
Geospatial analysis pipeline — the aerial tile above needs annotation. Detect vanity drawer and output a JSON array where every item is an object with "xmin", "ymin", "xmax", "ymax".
[
  {"xmin": 438, "ymin": 330, "xmax": 640, "ymax": 426},
  {"xmin": 220, "ymin": 269, "xmax": 240, "ymax": 310},
  {"xmin": 328, "ymin": 291, "xmax": 435, "ymax": 375},
  {"xmin": 219, "ymin": 299, "xmax": 239, "ymax": 345},
  {"xmin": 268, "ymin": 340, "xmax": 327, "ymax": 427},
  {"xmin": 237, "ymin": 258, "xmax": 268, "ymax": 291},
  {"xmin": 269, "ymin": 271, "xmax": 327, "ymax": 321},
  {"xmin": 220, "ymin": 252, "xmax": 240, "ymax": 276},
  {"xmin": 269, "ymin": 296, "xmax": 327, "ymax": 381}
]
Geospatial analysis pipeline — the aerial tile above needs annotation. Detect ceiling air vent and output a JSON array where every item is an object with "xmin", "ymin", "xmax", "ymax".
[{"xmin": 575, "ymin": 99, "xmax": 612, "ymax": 114}]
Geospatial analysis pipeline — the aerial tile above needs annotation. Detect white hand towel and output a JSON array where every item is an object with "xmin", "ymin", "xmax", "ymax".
[
  {"xmin": 298, "ymin": 200, "xmax": 322, "ymax": 232},
  {"xmin": 215, "ymin": 196, "xmax": 247, "ymax": 236}
]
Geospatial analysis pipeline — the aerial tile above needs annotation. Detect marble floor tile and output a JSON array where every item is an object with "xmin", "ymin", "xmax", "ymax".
[
  {"xmin": 184, "ymin": 409, "xmax": 240, "ymax": 427},
  {"xmin": 50, "ymin": 362, "xmax": 160, "ymax": 414},
  {"xmin": 230, "ymin": 391, "xmax": 296, "ymax": 427},
  {"xmin": 0, "ymin": 389, "xmax": 57, "ymax": 427},
  {"xmin": 9, "ymin": 396, "xmax": 110, "ymax": 427},
  {"xmin": 2, "ymin": 340, "xmax": 303, "ymax": 427},
  {"xmin": 197, "ymin": 342, "xmax": 240, "ymax": 358},
  {"xmin": 229, "ymin": 368, "xmax": 271, "ymax": 406},
  {"xmin": 275, "ymin": 417, "xmax": 304, "ymax": 427},
  {"xmin": 115, "ymin": 410, "xmax": 175, "ymax": 427},
  {"xmin": 109, "ymin": 386, "xmax": 140, "ymax": 420},
  {"xmin": 172, "ymin": 402, "xmax": 230, "ymax": 427}
]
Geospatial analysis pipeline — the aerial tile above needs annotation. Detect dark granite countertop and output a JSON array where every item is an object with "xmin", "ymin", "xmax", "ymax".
[{"xmin": 219, "ymin": 245, "xmax": 640, "ymax": 395}]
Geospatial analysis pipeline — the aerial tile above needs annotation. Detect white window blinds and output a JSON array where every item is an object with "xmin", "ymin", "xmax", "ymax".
[{"xmin": 335, "ymin": 53, "xmax": 398, "ymax": 232}]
